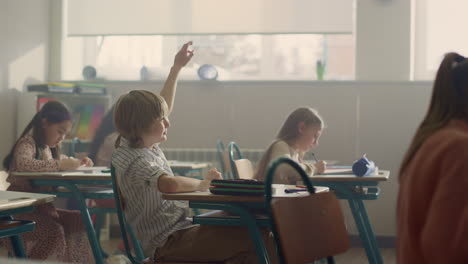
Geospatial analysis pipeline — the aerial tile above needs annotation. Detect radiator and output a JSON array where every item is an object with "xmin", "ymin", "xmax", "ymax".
[
  {"xmin": 162, "ymin": 147, "xmax": 266, "ymax": 168},
  {"xmin": 162, "ymin": 148, "xmax": 315, "ymax": 163}
]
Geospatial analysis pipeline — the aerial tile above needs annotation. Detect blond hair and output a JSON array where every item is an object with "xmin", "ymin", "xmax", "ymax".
[
  {"xmin": 114, "ymin": 90, "xmax": 168, "ymax": 148},
  {"xmin": 254, "ymin": 107, "xmax": 324, "ymax": 181}
]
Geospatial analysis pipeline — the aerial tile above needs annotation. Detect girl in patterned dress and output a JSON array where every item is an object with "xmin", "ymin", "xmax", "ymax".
[{"xmin": 2, "ymin": 100, "xmax": 95, "ymax": 263}]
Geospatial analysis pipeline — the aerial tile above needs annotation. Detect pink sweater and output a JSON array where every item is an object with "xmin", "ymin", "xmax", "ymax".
[{"xmin": 397, "ymin": 119, "xmax": 468, "ymax": 263}]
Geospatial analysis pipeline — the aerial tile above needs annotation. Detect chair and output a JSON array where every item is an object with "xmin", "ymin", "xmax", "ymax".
[
  {"xmin": 0, "ymin": 171, "xmax": 36, "ymax": 258},
  {"xmin": 69, "ymin": 138, "xmax": 114, "ymax": 255},
  {"xmin": 110, "ymin": 165, "xmax": 149, "ymax": 264},
  {"xmin": 216, "ymin": 140, "xmax": 232, "ymax": 179},
  {"xmin": 111, "ymin": 165, "xmax": 218, "ymax": 264},
  {"xmin": 264, "ymin": 157, "xmax": 350, "ymax": 264},
  {"xmin": 0, "ymin": 217, "xmax": 36, "ymax": 258},
  {"xmin": 227, "ymin": 142, "xmax": 255, "ymax": 180},
  {"xmin": 232, "ymin": 159, "xmax": 255, "ymax": 180},
  {"xmin": 67, "ymin": 137, "xmax": 111, "ymax": 247},
  {"xmin": 227, "ymin": 141, "xmax": 254, "ymax": 180},
  {"xmin": 69, "ymin": 136, "xmax": 95, "ymax": 158}
]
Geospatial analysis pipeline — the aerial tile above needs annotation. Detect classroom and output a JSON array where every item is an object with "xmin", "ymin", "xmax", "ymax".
[{"xmin": 1, "ymin": 1, "xmax": 467, "ymax": 264}]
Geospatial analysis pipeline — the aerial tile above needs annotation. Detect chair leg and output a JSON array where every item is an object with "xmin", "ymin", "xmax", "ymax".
[
  {"xmin": 10, "ymin": 235, "xmax": 27, "ymax": 258},
  {"xmin": 94, "ymin": 213, "xmax": 102, "ymax": 241},
  {"xmin": 94, "ymin": 212, "xmax": 109, "ymax": 258}
]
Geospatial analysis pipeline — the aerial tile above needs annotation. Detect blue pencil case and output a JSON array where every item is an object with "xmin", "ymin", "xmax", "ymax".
[{"xmin": 352, "ymin": 156, "xmax": 376, "ymax": 177}]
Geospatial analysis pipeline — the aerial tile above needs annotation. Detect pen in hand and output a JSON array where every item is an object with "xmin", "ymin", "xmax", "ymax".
[
  {"xmin": 311, "ymin": 153, "xmax": 319, "ymax": 163},
  {"xmin": 311, "ymin": 153, "xmax": 327, "ymax": 174}
]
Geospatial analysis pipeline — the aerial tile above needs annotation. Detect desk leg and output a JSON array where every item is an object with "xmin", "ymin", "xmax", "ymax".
[
  {"xmin": 63, "ymin": 183, "xmax": 104, "ymax": 264},
  {"xmin": 10, "ymin": 234, "xmax": 27, "ymax": 258},
  {"xmin": 348, "ymin": 199, "xmax": 382, "ymax": 264},
  {"xmin": 243, "ymin": 213, "xmax": 270, "ymax": 264},
  {"xmin": 191, "ymin": 202, "xmax": 271, "ymax": 264},
  {"xmin": 355, "ymin": 199, "xmax": 383, "ymax": 264}
]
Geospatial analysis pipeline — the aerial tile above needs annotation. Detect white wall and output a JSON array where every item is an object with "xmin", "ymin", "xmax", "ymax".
[
  {"xmin": 356, "ymin": 0, "xmax": 412, "ymax": 80},
  {"xmin": 0, "ymin": 0, "xmax": 50, "ymax": 160},
  {"xmin": 106, "ymin": 80, "xmax": 432, "ymax": 236}
]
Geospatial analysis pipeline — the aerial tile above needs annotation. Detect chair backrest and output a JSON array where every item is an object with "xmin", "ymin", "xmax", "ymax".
[
  {"xmin": 110, "ymin": 164, "xmax": 146, "ymax": 264},
  {"xmin": 69, "ymin": 137, "xmax": 89, "ymax": 159},
  {"xmin": 233, "ymin": 159, "xmax": 255, "ymax": 180},
  {"xmin": 265, "ymin": 157, "xmax": 350, "ymax": 264},
  {"xmin": 227, "ymin": 141, "xmax": 244, "ymax": 180},
  {"xmin": 216, "ymin": 140, "xmax": 232, "ymax": 179}
]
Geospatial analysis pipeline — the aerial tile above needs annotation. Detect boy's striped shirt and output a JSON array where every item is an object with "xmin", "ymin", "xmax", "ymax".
[{"xmin": 112, "ymin": 138, "xmax": 192, "ymax": 257}]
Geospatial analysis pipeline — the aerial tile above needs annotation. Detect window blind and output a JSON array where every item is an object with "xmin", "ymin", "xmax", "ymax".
[{"xmin": 67, "ymin": 0, "xmax": 354, "ymax": 36}]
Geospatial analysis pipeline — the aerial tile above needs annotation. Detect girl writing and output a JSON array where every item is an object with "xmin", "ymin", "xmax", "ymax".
[
  {"xmin": 254, "ymin": 107, "xmax": 327, "ymax": 183},
  {"xmin": 3, "ymin": 100, "xmax": 94, "ymax": 262}
]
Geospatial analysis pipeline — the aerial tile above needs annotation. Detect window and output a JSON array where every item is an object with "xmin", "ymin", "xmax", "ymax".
[
  {"xmin": 413, "ymin": 0, "xmax": 468, "ymax": 80},
  {"xmin": 61, "ymin": 34, "xmax": 355, "ymax": 81},
  {"xmin": 62, "ymin": 0, "xmax": 355, "ymax": 81}
]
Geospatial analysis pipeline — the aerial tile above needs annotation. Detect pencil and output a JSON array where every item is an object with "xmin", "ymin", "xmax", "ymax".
[{"xmin": 311, "ymin": 153, "xmax": 319, "ymax": 163}]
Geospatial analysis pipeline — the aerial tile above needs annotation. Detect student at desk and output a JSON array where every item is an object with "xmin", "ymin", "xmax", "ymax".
[
  {"xmin": 88, "ymin": 105, "xmax": 117, "ymax": 167},
  {"xmin": 398, "ymin": 52, "xmax": 468, "ymax": 263},
  {"xmin": 112, "ymin": 41, "xmax": 278, "ymax": 264},
  {"xmin": 1, "ymin": 101, "xmax": 94, "ymax": 262},
  {"xmin": 254, "ymin": 107, "xmax": 327, "ymax": 183}
]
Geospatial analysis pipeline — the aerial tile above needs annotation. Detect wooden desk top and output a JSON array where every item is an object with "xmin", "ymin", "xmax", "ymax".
[
  {"xmin": 11, "ymin": 171, "xmax": 111, "ymax": 181},
  {"xmin": 162, "ymin": 186, "xmax": 329, "ymax": 203},
  {"xmin": 309, "ymin": 170, "xmax": 390, "ymax": 182},
  {"xmin": 12, "ymin": 162, "xmax": 209, "ymax": 180},
  {"xmin": 0, "ymin": 191, "xmax": 55, "ymax": 211}
]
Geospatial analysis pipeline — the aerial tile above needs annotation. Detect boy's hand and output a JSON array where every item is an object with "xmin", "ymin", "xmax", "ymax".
[
  {"xmin": 59, "ymin": 158, "xmax": 81, "ymax": 171},
  {"xmin": 80, "ymin": 157, "xmax": 94, "ymax": 167},
  {"xmin": 173, "ymin": 41, "xmax": 194, "ymax": 69},
  {"xmin": 315, "ymin": 160, "xmax": 327, "ymax": 174},
  {"xmin": 198, "ymin": 168, "xmax": 222, "ymax": 191},
  {"xmin": 204, "ymin": 168, "xmax": 222, "ymax": 181}
]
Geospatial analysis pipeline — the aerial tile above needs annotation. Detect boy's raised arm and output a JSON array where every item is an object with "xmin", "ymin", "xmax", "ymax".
[{"xmin": 160, "ymin": 41, "xmax": 194, "ymax": 114}]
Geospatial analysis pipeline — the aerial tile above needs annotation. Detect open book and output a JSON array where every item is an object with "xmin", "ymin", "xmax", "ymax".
[
  {"xmin": 320, "ymin": 165, "xmax": 354, "ymax": 175},
  {"xmin": 75, "ymin": 166, "xmax": 108, "ymax": 172}
]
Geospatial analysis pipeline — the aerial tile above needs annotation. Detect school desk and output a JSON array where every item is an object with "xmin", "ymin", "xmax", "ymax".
[
  {"xmin": 306, "ymin": 170, "xmax": 390, "ymax": 264},
  {"xmin": 11, "ymin": 171, "xmax": 112, "ymax": 264},
  {"xmin": 162, "ymin": 186, "xmax": 329, "ymax": 264},
  {"xmin": 97, "ymin": 161, "xmax": 209, "ymax": 177},
  {"xmin": 0, "ymin": 190, "xmax": 55, "ymax": 258},
  {"xmin": 10, "ymin": 162, "xmax": 211, "ymax": 263}
]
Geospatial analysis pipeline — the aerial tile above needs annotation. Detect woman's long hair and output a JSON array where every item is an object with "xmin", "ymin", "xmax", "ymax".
[
  {"xmin": 3, "ymin": 100, "xmax": 71, "ymax": 170},
  {"xmin": 399, "ymin": 52, "xmax": 468, "ymax": 177}
]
